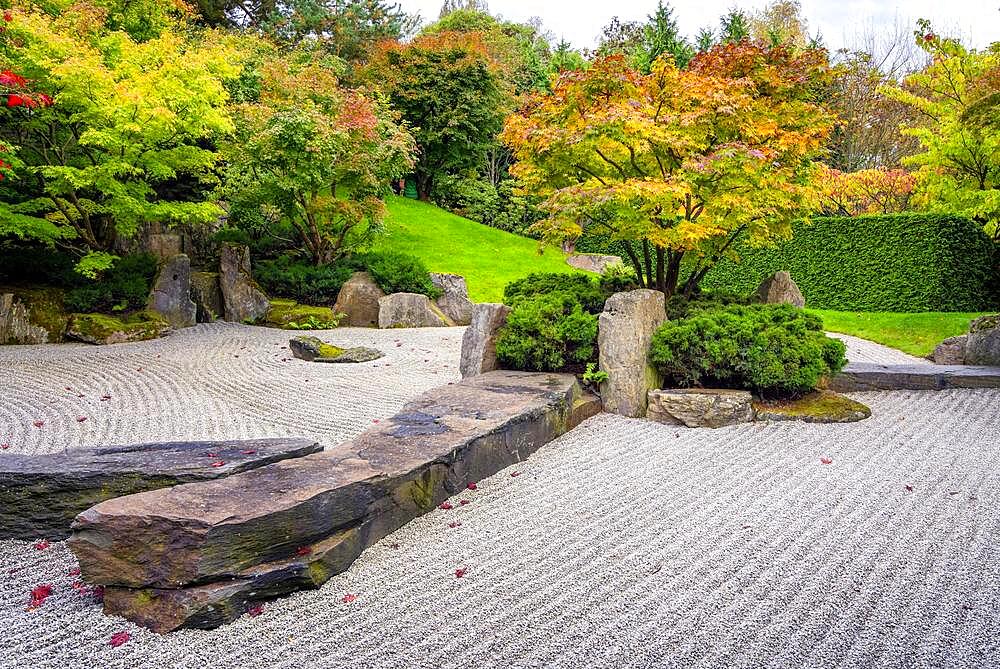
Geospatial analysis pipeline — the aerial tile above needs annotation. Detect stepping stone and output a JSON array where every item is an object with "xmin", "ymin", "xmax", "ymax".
[
  {"xmin": 69, "ymin": 372, "xmax": 598, "ymax": 632},
  {"xmin": 0, "ymin": 438, "xmax": 321, "ymax": 540}
]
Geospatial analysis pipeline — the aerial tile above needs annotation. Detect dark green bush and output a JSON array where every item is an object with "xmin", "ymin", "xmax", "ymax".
[
  {"xmin": 699, "ymin": 214, "xmax": 997, "ymax": 312},
  {"xmin": 0, "ymin": 242, "xmax": 79, "ymax": 286},
  {"xmin": 356, "ymin": 251, "xmax": 442, "ymax": 299},
  {"xmin": 503, "ymin": 272, "xmax": 606, "ymax": 314},
  {"xmin": 665, "ymin": 289, "xmax": 755, "ymax": 320},
  {"xmin": 431, "ymin": 174, "xmax": 545, "ymax": 237},
  {"xmin": 64, "ymin": 254, "xmax": 158, "ymax": 313},
  {"xmin": 649, "ymin": 303, "xmax": 847, "ymax": 398},
  {"xmin": 495, "ymin": 292, "xmax": 598, "ymax": 372},
  {"xmin": 255, "ymin": 256, "xmax": 356, "ymax": 305},
  {"xmin": 599, "ymin": 262, "xmax": 640, "ymax": 295}
]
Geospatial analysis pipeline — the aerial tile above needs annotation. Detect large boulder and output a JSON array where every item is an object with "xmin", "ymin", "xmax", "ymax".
[
  {"xmin": 219, "ymin": 244, "xmax": 269, "ymax": 323},
  {"xmin": 265, "ymin": 299, "xmax": 339, "ymax": 329},
  {"xmin": 757, "ymin": 271, "xmax": 805, "ymax": 307},
  {"xmin": 147, "ymin": 233, "xmax": 183, "ymax": 261},
  {"xmin": 647, "ymin": 389, "xmax": 754, "ymax": 428},
  {"xmin": 66, "ymin": 312, "xmax": 170, "ymax": 345},
  {"xmin": 147, "ymin": 254, "xmax": 197, "ymax": 329},
  {"xmin": 567, "ymin": 253, "xmax": 623, "ymax": 274},
  {"xmin": 460, "ymin": 303, "xmax": 512, "ymax": 378},
  {"xmin": 0, "ymin": 438, "xmax": 321, "ymax": 540},
  {"xmin": 598, "ymin": 289, "xmax": 666, "ymax": 417},
  {"xmin": 0, "ymin": 293, "xmax": 50, "ymax": 344},
  {"xmin": 965, "ymin": 314, "xmax": 1000, "ymax": 366},
  {"xmin": 431, "ymin": 273, "xmax": 474, "ymax": 325},
  {"xmin": 378, "ymin": 293, "xmax": 453, "ymax": 328},
  {"xmin": 931, "ymin": 335, "xmax": 967, "ymax": 365},
  {"xmin": 190, "ymin": 272, "xmax": 224, "ymax": 323},
  {"xmin": 332, "ymin": 272, "xmax": 384, "ymax": 327}
]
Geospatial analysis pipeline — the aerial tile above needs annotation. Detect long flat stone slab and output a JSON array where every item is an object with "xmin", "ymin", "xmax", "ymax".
[
  {"xmin": 68, "ymin": 371, "xmax": 598, "ymax": 632},
  {"xmin": 0, "ymin": 438, "xmax": 321, "ymax": 540},
  {"xmin": 830, "ymin": 363, "xmax": 1000, "ymax": 392}
]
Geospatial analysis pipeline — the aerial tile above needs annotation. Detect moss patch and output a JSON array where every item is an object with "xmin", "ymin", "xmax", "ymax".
[
  {"xmin": 753, "ymin": 390, "xmax": 871, "ymax": 423},
  {"xmin": 1, "ymin": 285, "xmax": 69, "ymax": 340},
  {"xmin": 66, "ymin": 311, "xmax": 170, "ymax": 345},
  {"xmin": 265, "ymin": 300, "xmax": 342, "ymax": 329}
]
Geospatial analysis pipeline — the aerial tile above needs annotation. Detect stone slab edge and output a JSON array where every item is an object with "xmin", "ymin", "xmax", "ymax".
[{"xmin": 830, "ymin": 363, "xmax": 1000, "ymax": 391}]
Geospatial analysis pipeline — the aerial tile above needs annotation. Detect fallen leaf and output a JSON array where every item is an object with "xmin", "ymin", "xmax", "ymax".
[
  {"xmin": 32, "ymin": 420, "xmax": 44, "ymax": 428},
  {"xmin": 206, "ymin": 452, "xmax": 219, "ymax": 457},
  {"xmin": 948, "ymin": 491, "xmax": 960, "ymax": 496},
  {"xmin": 76, "ymin": 416, "xmax": 87, "ymax": 423},
  {"xmin": 1, "ymin": 444, "xmax": 9, "ymax": 450},
  {"xmin": 296, "ymin": 546, "xmax": 313, "ymax": 557},
  {"xmin": 454, "ymin": 567, "xmax": 467, "ymax": 578},
  {"xmin": 510, "ymin": 471, "xmax": 522, "ymax": 478},
  {"xmin": 466, "ymin": 482, "xmax": 478, "ymax": 491},
  {"xmin": 459, "ymin": 500, "xmax": 471, "ymax": 506},
  {"xmin": 100, "ymin": 395, "xmax": 112, "ymax": 401},
  {"xmin": 67, "ymin": 567, "xmax": 81, "ymax": 577},
  {"xmin": 33, "ymin": 539, "xmax": 50, "ymax": 551},
  {"xmin": 741, "ymin": 524, "xmax": 753, "ymax": 530},
  {"xmin": 448, "ymin": 521, "xmax": 462, "ymax": 529},
  {"xmin": 904, "ymin": 484, "xmax": 914, "ymax": 492},
  {"xmin": 820, "ymin": 456, "xmax": 833, "ymax": 465},
  {"xmin": 91, "ymin": 585, "xmax": 105, "ymax": 603},
  {"xmin": 210, "ymin": 461, "xmax": 225, "ymax": 468},
  {"xmin": 28, "ymin": 584, "xmax": 53, "ymax": 609},
  {"xmin": 439, "ymin": 502, "xmax": 453, "ymax": 510},
  {"xmin": 341, "ymin": 594, "xmax": 357, "ymax": 604},
  {"xmin": 136, "ymin": 368, "xmax": 143, "ymax": 372},
  {"xmin": 649, "ymin": 563, "xmax": 663, "ymax": 574},
  {"xmin": 109, "ymin": 631, "xmax": 130, "ymax": 648},
  {"xmin": 247, "ymin": 604, "xmax": 264, "ymax": 618},
  {"xmin": 240, "ymin": 449, "xmax": 257, "ymax": 455}
]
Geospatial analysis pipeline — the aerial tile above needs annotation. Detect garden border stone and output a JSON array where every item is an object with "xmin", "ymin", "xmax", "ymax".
[{"xmin": 830, "ymin": 362, "xmax": 1000, "ymax": 391}]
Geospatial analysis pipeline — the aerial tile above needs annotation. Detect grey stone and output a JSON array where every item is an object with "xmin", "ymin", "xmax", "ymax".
[
  {"xmin": 378, "ymin": 293, "xmax": 454, "ymax": 328},
  {"xmin": 147, "ymin": 233, "xmax": 183, "ymax": 261},
  {"xmin": 647, "ymin": 388, "xmax": 754, "ymax": 428},
  {"xmin": 190, "ymin": 272, "xmax": 223, "ymax": 323},
  {"xmin": 219, "ymin": 244, "xmax": 269, "ymax": 323},
  {"xmin": 288, "ymin": 336, "xmax": 382, "ymax": 363},
  {"xmin": 319, "ymin": 347, "xmax": 382, "ymax": 363},
  {"xmin": 757, "ymin": 271, "xmax": 805, "ymax": 307},
  {"xmin": 460, "ymin": 303, "xmax": 511, "ymax": 378},
  {"xmin": 431, "ymin": 273, "xmax": 474, "ymax": 325},
  {"xmin": 830, "ymin": 362, "xmax": 1000, "ymax": 391},
  {"xmin": 566, "ymin": 253, "xmax": 623, "ymax": 273},
  {"xmin": 966, "ymin": 314, "xmax": 1000, "ymax": 366},
  {"xmin": 69, "ymin": 371, "xmax": 595, "ymax": 632},
  {"xmin": 147, "ymin": 254, "xmax": 197, "ymax": 329},
  {"xmin": 0, "ymin": 438, "xmax": 321, "ymax": 541},
  {"xmin": 0, "ymin": 293, "xmax": 49, "ymax": 344},
  {"xmin": 65, "ymin": 313, "xmax": 170, "ymax": 345},
  {"xmin": 332, "ymin": 272, "xmax": 384, "ymax": 327},
  {"xmin": 598, "ymin": 290, "xmax": 665, "ymax": 417},
  {"xmin": 931, "ymin": 335, "xmax": 967, "ymax": 365}
]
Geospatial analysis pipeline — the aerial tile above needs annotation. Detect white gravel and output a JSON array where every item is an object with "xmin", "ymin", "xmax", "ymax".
[
  {"xmin": 2, "ymin": 327, "xmax": 998, "ymax": 669},
  {"xmin": 828, "ymin": 332, "xmax": 932, "ymax": 366}
]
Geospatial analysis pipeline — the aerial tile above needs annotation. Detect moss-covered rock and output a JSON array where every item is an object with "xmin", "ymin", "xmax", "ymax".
[
  {"xmin": 66, "ymin": 312, "xmax": 170, "ymax": 345},
  {"xmin": 0, "ymin": 285, "xmax": 69, "ymax": 342},
  {"xmin": 753, "ymin": 390, "xmax": 871, "ymax": 423},
  {"xmin": 265, "ymin": 299, "xmax": 342, "ymax": 330}
]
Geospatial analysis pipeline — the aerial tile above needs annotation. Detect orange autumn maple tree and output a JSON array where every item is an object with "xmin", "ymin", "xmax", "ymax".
[{"xmin": 503, "ymin": 42, "xmax": 835, "ymax": 296}]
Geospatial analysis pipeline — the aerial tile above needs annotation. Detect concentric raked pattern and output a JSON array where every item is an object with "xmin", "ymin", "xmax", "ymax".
[{"xmin": 1, "ymin": 327, "xmax": 998, "ymax": 668}]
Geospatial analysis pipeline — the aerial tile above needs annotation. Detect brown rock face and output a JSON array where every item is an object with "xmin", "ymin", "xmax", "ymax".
[
  {"xmin": 931, "ymin": 335, "xmax": 967, "ymax": 365},
  {"xmin": 966, "ymin": 314, "xmax": 1000, "ymax": 366},
  {"xmin": 460, "ymin": 303, "xmax": 511, "ymax": 378},
  {"xmin": 332, "ymin": 272, "xmax": 385, "ymax": 327},
  {"xmin": 0, "ymin": 293, "xmax": 49, "ymax": 344},
  {"xmin": 190, "ymin": 272, "xmax": 223, "ymax": 323},
  {"xmin": 147, "ymin": 254, "xmax": 197, "ymax": 329},
  {"xmin": 378, "ymin": 293, "xmax": 453, "ymax": 328},
  {"xmin": 69, "ymin": 371, "xmax": 588, "ymax": 632},
  {"xmin": 757, "ymin": 271, "xmax": 805, "ymax": 307},
  {"xmin": 647, "ymin": 388, "xmax": 754, "ymax": 428},
  {"xmin": 566, "ymin": 254, "xmax": 623, "ymax": 273},
  {"xmin": 219, "ymin": 244, "xmax": 269, "ymax": 323},
  {"xmin": 1, "ymin": 438, "xmax": 321, "ymax": 541},
  {"xmin": 431, "ymin": 273, "xmax": 474, "ymax": 325},
  {"xmin": 598, "ymin": 290, "xmax": 666, "ymax": 417},
  {"xmin": 147, "ymin": 233, "xmax": 183, "ymax": 261}
]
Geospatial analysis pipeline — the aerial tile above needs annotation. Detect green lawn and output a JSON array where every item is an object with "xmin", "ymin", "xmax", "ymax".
[
  {"xmin": 808, "ymin": 309, "xmax": 986, "ymax": 358},
  {"xmin": 375, "ymin": 196, "xmax": 581, "ymax": 302}
]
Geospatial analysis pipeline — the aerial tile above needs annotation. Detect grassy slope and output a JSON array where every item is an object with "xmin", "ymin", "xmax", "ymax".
[
  {"xmin": 376, "ymin": 196, "xmax": 580, "ymax": 302},
  {"xmin": 808, "ymin": 309, "xmax": 986, "ymax": 358}
]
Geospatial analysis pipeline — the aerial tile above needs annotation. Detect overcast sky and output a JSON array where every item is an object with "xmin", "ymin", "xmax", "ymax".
[{"xmin": 398, "ymin": 1, "xmax": 1000, "ymax": 52}]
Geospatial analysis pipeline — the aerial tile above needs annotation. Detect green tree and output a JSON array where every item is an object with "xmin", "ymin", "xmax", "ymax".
[
  {"xmin": 550, "ymin": 39, "xmax": 587, "ymax": 74},
  {"xmin": 883, "ymin": 22, "xmax": 1000, "ymax": 240},
  {"xmin": 635, "ymin": 2, "xmax": 695, "ymax": 72},
  {"xmin": 719, "ymin": 8, "xmax": 750, "ymax": 44},
  {"xmin": 365, "ymin": 32, "xmax": 507, "ymax": 200},
  {"xmin": 0, "ymin": 3, "xmax": 242, "ymax": 274},
  {"xmin": 223, "ymin": 57, "xmax": 415, "ymax": 265}
]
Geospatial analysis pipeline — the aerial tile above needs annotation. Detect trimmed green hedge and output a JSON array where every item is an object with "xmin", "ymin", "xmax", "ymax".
[{"xmin": 699, "ymin": 214, "xmax": 997, "ymax": 312}]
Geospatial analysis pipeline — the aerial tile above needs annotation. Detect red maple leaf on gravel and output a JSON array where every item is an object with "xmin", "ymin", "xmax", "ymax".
[
  {"xmin": 439, "ymin": 502, "xmax": 453, "ymax": 510},
  {"xmin": 448, "ymin": 521, "xmax": 462, "ymax": 529},
  {"xmin": 247, "ymin": 604, "xmax": 264, "ymax": 617},
  {"xmin": 466, "ymin": 482, "xmax": 477, "ymax": 491},
  {"xmin": 28, "ymin": 584, "xmax": 53, "ymax": 609},
  {"xmin": 76, "ymin": 416, "xmax": 87, "ymax": 423},
  {"xmin": 33, "ymin": 539, "xmax": 49, "ymax": 550},
  {"xmin": 100, "ymin": 395, "xmax": 111, "ymax": 401},
  {"xmin": 32, "ymin": 420, "xmax": 44, "ymax": 428},
  {"xmin": 67, "ymin": 567, "xmax": 81, "ymax": 577},
  {"xmin": 820, "ymin": 457, "xmax": 833, "ymax": 465},
  {"xmin": 454, "ymin": 567, "xmax": 468, "ymax": 578},
  {"xmin": 459, "ymin": 500, "xmax": 470, "ymax": 506},
  {"xmin": 1, "ymin": 444, "xmax": 9, "ymax": 450},
  {"xmin": 109, "ymin": 631, "xmax": 130, "ymax": 648},
  {"xmin": 91, "ymin": 585, "xmax": 104, "ymax": 603},
  {"xmin": 240, "ymin": 449, "xmax": 256, "ymax": 455},
  {"xmin": 296, "ymin": 546, "xmax": 313, "ymax": 557},
  {"xmin": 210, "ymin": 461, "xmax": 225, "ymax": 468},
  {"xmin": 510, "ymin": 471, "xmax": 522, "ymax": 478},
  {"xmin": 905, "ymin": 484, "xmax": 914, "ymax": 492},
  {"xmin": 341, "ymin": 594, "xmax": 357, "ymax": 603}
]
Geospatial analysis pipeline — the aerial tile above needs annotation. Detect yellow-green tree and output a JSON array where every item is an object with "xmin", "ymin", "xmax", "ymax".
[{"xmin": 502, "ymin": 43, "xmax": 834, "ymax": 296}]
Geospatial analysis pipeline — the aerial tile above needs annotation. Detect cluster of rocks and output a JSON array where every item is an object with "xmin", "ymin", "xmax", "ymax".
[
  {"xmin": 930, "ymin": 314, "xmax": 1000, "ymax": 366},
  {"xmin": 334, "ymin": 271, "xmax": 474, "ymax": 329},
  {"xmin": 647, "ymin": 388, "xmax": 871, "ymax": 428}
]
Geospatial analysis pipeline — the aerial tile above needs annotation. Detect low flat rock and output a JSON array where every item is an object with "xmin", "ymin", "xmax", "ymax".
[
  {"xmin": 753, "ymin": 390, "xmax": 871, "ymax": 423},
  {"xmin": 647, "ymin": 388, "xmax": 754, "ymax": 428},
  {"xmin": 69, "ymin": 371, "xmax": 595, "ymax": 632},
  {"xmin": 0, "ymin": 438, "xmax": 321, "ymax": 541},
  {"xmin": 830, "ymin": 362, "xmax": 1000, "ymax": 391}
]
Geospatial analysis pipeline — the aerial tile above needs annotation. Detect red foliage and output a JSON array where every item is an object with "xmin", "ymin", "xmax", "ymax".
[
  {"xmin": 341, "ymin": 593, "xmax": 357, "ymax": 603},
  {"xmin": 466, "ymin": 482, "xmax": 478, "ymax": 491},
  {"xmin": 459, "ymin": 500, "xmax": 470, "ymax": 506},
  {"xmin": 210, "ymin": 461, "xmax": 225, "ymax": 467},
  {"xmin": 510, "ymin": 471, "xmax": 521, "ymax": 478},
  {"xmin": 68, "ymin": 567, "xmax": 81, "ymax": 577},
  {"xmin": 247, "ymin": 603, "xmax": 265, "ymax": 617},
  {"xmin": 295, "ymin": 545, "xmax": 313, "ymax": 557},
  {"xmin": 76, "ymin": 416, "xmax": 87, "ymax": 423},
  {"xmin": 439, "ymin": 502, "xmax": 453, "ymax": 510},
  {"xmin": 28, "ymin": 584, "xmax": 53, "ymax": 609},
  {"xmin": 32, "ymin": 420, "xmax": 44, "ymax": 428},
  {"xmin": 454, "ymin": 567, "xmax": 468, "ymax": 578},
  {"xmin": 33, "ymin": 539, "xmax": 50, "ymax": 550},
  {"xmin": 0, "ymin": 70, "xmax": 27, "ymax": 87},
  {"xmin": 109, "ymin": 631, "xmax": 130, "ymax": 648},
  {"xmin": 820, "ymin": 456, "xmax": 833, "ymax": 465}
]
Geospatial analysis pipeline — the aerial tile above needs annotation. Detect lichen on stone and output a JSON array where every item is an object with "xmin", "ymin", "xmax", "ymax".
[{"xmin": 753, "ymin": 390, "xmax": 871, "ymax": 423}]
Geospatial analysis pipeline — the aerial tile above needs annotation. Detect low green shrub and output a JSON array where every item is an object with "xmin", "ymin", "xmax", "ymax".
[
  {"xmin": 355, "ymin": 251, "xmax": 442, "ymax": 299},
  {"xmin": 503, "ymin": 272, "xmax": 606, "ymax": 314},
  {"xmin": 495, "ymin": 292, "xmax": 598, "ymax": 371},
  {"xmin": 63, "ymin": 254, "xmax": 158, "ymax": 313},
  {"xmin": 599, "ymin": 262, "xmax": 640, "ymax": 295},
  {"xmin": 649, "ymin": 303, "xmax": 847, "ymax": 398},
  {"xmin": 255, "ymin": 256, "xmax": 355, "ymax": 305},
  {"xmin": 665, "ymin": 289, "xmax": 755, "ymax": 320}
]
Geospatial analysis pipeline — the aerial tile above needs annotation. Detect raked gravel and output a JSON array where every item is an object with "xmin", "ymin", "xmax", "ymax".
[{"xmin": 1, "ymin": 326, "xmax": 998, "ymax": 669}]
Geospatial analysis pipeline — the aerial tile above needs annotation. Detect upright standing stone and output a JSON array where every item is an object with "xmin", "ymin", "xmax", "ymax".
[
  {"xmin": 598, "ymin": 289, "xmax": 666, "ymax": 417},
  {"xmin": 147, "ymin": 233, "xmax": 183, "ymax": 261},
  {"xmin": 460, "ymin": 303, "xmax": 511, "ymax": 378},
  {"xmin": 377, "ymin": 293, "xmax": 453, "ymax": 328},
  {"xmin": 219, "ymin": 244, "xmax": 269, "ymax": 323},
  {"xmin": 190, "ymin": 272, "xmax": 224, "ymax": 323},
  {"xmin": 332, "ymin": 272, "xmax": 384, "ymax": 327},
  {"xmin": 966, "ymin": 314, "xmax": 1000, "ymax": 366},
  {"xmin": 147, "ymin": 254, "xmax": 197, "ymax": 329},
  {"xmin": 757, "ymin": 271, "xmax": 805, "ymax": 307},
  {"xmin": 431, "ymin": 273, "xmax": 474, "ymax": 325}
]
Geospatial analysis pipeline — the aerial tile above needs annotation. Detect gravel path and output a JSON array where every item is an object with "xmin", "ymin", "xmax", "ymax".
[
  {"xmin": 828, "ymin": 332, "xmax": 932, "ymax": 366},
  {"xmin": 2, "ymin": 328, "xmax": 998, "ymax": 669}
]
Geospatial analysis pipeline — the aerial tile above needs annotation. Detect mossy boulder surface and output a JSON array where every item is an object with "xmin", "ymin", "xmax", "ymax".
[
  {"xmin": 753, "ymin": 390, "xmax": 871, "ymax": 423},
  {"xmin": 66, "ymin": 312, "xmax": 170, "ymax": 345},
  {"xmin": 265, "ymin": 299, "xmax": 342, "ymax": 329},
  {"xmin": 0, "ymin": 285, "xmax": 69, "ymax": 342}
]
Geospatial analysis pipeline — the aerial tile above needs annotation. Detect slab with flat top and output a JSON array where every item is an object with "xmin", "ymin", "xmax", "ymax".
[{"xmin": 830, "ymin": 362, "xmax": 1000, "ymax": 392}]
